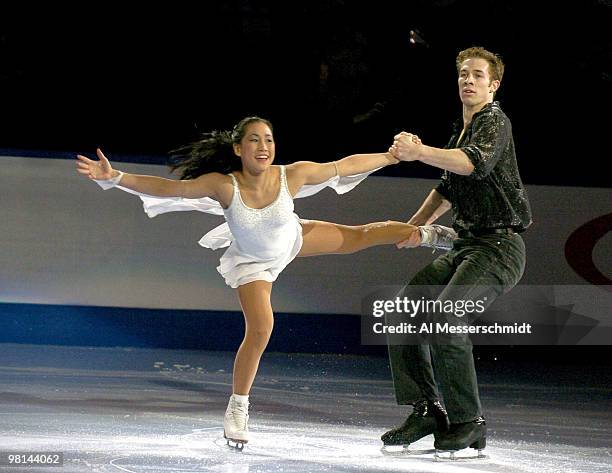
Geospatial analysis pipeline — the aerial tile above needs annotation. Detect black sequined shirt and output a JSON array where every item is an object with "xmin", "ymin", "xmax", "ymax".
[{"xmin": 435, "ymin": 102, "xmax": 532, "ymax": 232}]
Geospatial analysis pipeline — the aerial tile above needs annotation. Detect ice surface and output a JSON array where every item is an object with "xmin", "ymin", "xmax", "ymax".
[{"xmin": 0, "ymin": 344, "xmax": 609, "ymax": 473}]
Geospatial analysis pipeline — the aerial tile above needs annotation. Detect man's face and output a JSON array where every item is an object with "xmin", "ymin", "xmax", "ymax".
[{"xmin": 458, "ymin": 57, "xmax": 499, "ymax": 108}]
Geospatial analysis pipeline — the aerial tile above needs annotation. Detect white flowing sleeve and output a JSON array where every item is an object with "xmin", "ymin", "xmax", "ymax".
[
  {"xmin": 93, "ymin": 178, "xmax": 229, "ymax": 248},
  {"xmin": 93, "ymin": 179, "xmax": 225, "ymax": 217},
  {"xmin": 118, "ymin": 186, "xmax": 225, "ymax": 217},
  {"xmin": 294, "ymin": 167, "xmax": 381, "ymax": 199}
]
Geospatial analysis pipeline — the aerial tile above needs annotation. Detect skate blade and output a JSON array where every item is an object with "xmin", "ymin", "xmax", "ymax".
[
  {"xmin": 434, "ymin": 448, "xmax": 487, "ymax": 461},
  {"xmin": 224, "ymin": 433, "xmax": 248, "ymax": 451},
  {"xmin": 381, "ymin": 446, "xmax": 436, "ymax": 457}
]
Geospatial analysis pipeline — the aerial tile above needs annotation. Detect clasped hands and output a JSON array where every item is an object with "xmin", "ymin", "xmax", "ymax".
[
  {"xmin": 389, "ymin": 131, "xmax": 422, "ymax": 162},
  {"xmin": 390, "ymin": 131, "xmax": 424, "ymax": 249}
]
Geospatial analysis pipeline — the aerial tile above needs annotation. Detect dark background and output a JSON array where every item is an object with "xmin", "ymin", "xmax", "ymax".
[
  {"xmin": 1, "ymin": 1, "xmax": 610, "ymax": 364},
  {"xmin": 1, "ymin": 0, "xmax": 610, "ymax": 187}
]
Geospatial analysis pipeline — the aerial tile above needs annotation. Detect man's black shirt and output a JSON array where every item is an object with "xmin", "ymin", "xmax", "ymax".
[{"xmin": 435, "ymin": 101, "xmax": 532, "ymax": 232}]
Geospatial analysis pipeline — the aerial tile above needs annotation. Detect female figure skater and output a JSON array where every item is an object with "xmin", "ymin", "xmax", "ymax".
[{"xmin": 76, "ymin": 116, "xmax": 446, "ymax": 448}]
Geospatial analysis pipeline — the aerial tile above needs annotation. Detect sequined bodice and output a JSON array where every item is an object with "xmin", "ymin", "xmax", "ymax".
[{"xmin": 223, "ymin": 166, "xmax": 296, "ymax": 259}]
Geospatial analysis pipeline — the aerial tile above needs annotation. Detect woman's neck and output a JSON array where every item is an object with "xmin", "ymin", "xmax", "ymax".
[{"xmin": 236, "ymin": 166, "xmax": 276, "ymax": 190}]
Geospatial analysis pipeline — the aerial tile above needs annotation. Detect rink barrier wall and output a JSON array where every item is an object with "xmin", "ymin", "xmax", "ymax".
[{"xmin": 0, "ymin": 302, "xmax": 385, "ymax": 355}]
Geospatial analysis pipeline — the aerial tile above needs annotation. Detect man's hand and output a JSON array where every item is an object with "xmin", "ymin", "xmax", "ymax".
[
  {"xmin": 389, "ymin": 132, "xmax": 422, "ymax": 162},
  {"xmin": 396, "ymin": 227, "xmax": 422, "ymax": 248}
]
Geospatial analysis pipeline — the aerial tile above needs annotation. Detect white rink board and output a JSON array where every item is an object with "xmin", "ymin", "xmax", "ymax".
[{"xmin": 1, "ymin": 156, "xmax": 610, "ymax": 314}]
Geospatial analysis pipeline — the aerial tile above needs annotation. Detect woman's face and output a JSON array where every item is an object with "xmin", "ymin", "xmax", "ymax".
[{"xmin": 233, "ymin": 121, "xmax": 275, "ymax": 174}]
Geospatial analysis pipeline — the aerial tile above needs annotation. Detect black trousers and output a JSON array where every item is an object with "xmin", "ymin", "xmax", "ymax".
[{"xmin": 387, "ymin": 232, "xmax": 526, "ymax": 423}]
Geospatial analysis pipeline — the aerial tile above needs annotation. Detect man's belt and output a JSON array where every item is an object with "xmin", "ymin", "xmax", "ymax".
[{"xmin": 457, "ymin": 227, "xmax": 515, "ymax": 238}]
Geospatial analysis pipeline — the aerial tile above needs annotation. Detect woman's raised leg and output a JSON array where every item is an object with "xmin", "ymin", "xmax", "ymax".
[{"xmin": 298, "ymin": 220, "xmax": 418, "ymax": 257}]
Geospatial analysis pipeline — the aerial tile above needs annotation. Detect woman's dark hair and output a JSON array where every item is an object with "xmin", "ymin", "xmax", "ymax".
[{"xmin": 169, "ymin": 116, "xmax": 273, "ymax": 180}]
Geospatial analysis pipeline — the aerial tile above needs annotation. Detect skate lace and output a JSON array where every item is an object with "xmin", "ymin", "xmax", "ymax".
[
  {"xmin": 420, "ymin": 225, "xmax": 456, "ymax": 252},
  {"xmin": 230, "ymin": 400, "xmax": 249, "ymax": 430},
  {"xmin": 410, "ymin": 399, "xmax": 429, "ymax": 417}
]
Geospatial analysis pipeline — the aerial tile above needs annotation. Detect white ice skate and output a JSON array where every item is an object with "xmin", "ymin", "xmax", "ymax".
[
  {"xmin": 418, "ymin": 224, "xmax": 458, "ymax": 252},
  {"xmin": 223, "ymin": 395, "xmax": 249, "ymax": 450}
]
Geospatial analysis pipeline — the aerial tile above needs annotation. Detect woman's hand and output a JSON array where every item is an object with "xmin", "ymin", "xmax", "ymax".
[{"xmin": 76, "ymin": 148, "xmax": 116, "ymax": 180}]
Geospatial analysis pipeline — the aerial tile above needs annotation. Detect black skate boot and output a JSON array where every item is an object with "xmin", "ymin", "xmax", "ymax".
[
  {"xmin": 434, "ymin": 416, "xmax": 486, "ymax": 460},
  {"xmin": 381, "ymin": 400, "xmax": 450, "ymax": 447}
]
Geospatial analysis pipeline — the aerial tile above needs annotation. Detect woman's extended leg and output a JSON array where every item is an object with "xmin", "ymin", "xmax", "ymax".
[
  {"xmin": 233, "ymin": 280, "xmax": 274, "ymax": 395},
  {"xmin": 298, "ymin": 220, "xmax": 418, "ymax": 257}
]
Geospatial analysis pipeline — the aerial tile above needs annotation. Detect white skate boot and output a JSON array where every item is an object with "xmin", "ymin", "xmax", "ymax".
[
  {"xmin": 419, "ymin": 225, "xmax": 458, "ymax": 252},
  {"xmin": 224, "ymin": 394, "xmax": 249, "ymax": 450}
]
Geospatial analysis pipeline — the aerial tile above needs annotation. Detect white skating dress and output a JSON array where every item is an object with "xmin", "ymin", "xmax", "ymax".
[{"xmin": 100, "ymin": 165, "xmax": 378, "ymax": 288}]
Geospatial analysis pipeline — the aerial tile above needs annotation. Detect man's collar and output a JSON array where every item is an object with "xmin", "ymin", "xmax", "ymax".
[{"xmin": 453, "ymin": 101, "xmax": 501, "ymax": 132}]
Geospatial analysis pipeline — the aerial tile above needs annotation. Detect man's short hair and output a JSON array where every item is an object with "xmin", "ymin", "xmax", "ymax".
[{"xmin": 456, "ymin": 47, "xmax": 505, "ymax": 83}]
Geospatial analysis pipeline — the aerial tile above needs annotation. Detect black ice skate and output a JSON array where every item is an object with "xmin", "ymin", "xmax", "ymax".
[
  {"xmin": 433, "ymin": 416, "xmax": 487, "ymax": 461},
  {"xmin": 381, "ymin": 400, "xmax": 450, "ymax": 450}
]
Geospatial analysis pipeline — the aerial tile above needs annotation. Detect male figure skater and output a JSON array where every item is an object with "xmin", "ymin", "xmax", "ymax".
[{"xmin": 383, "ymin": 46, "xmax": 532, "ymax": 454}]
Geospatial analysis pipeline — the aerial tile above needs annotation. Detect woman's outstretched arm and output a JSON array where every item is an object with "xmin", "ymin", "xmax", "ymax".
[
  {"xmin": 287, "ymin": 135, "xmax": 422, "ymax": 190},
  {"xmin": 287, "ymin": 152, "xmax": 398, "ymax": 189},
  {"xmin": 76, "ymin": 148, "xmax": 225, "ymax": 200}
]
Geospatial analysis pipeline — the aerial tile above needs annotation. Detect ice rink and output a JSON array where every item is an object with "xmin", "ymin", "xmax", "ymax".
[{"xmin": 0, "ymin": 344, "xmax": 609, "ymax": 473}]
